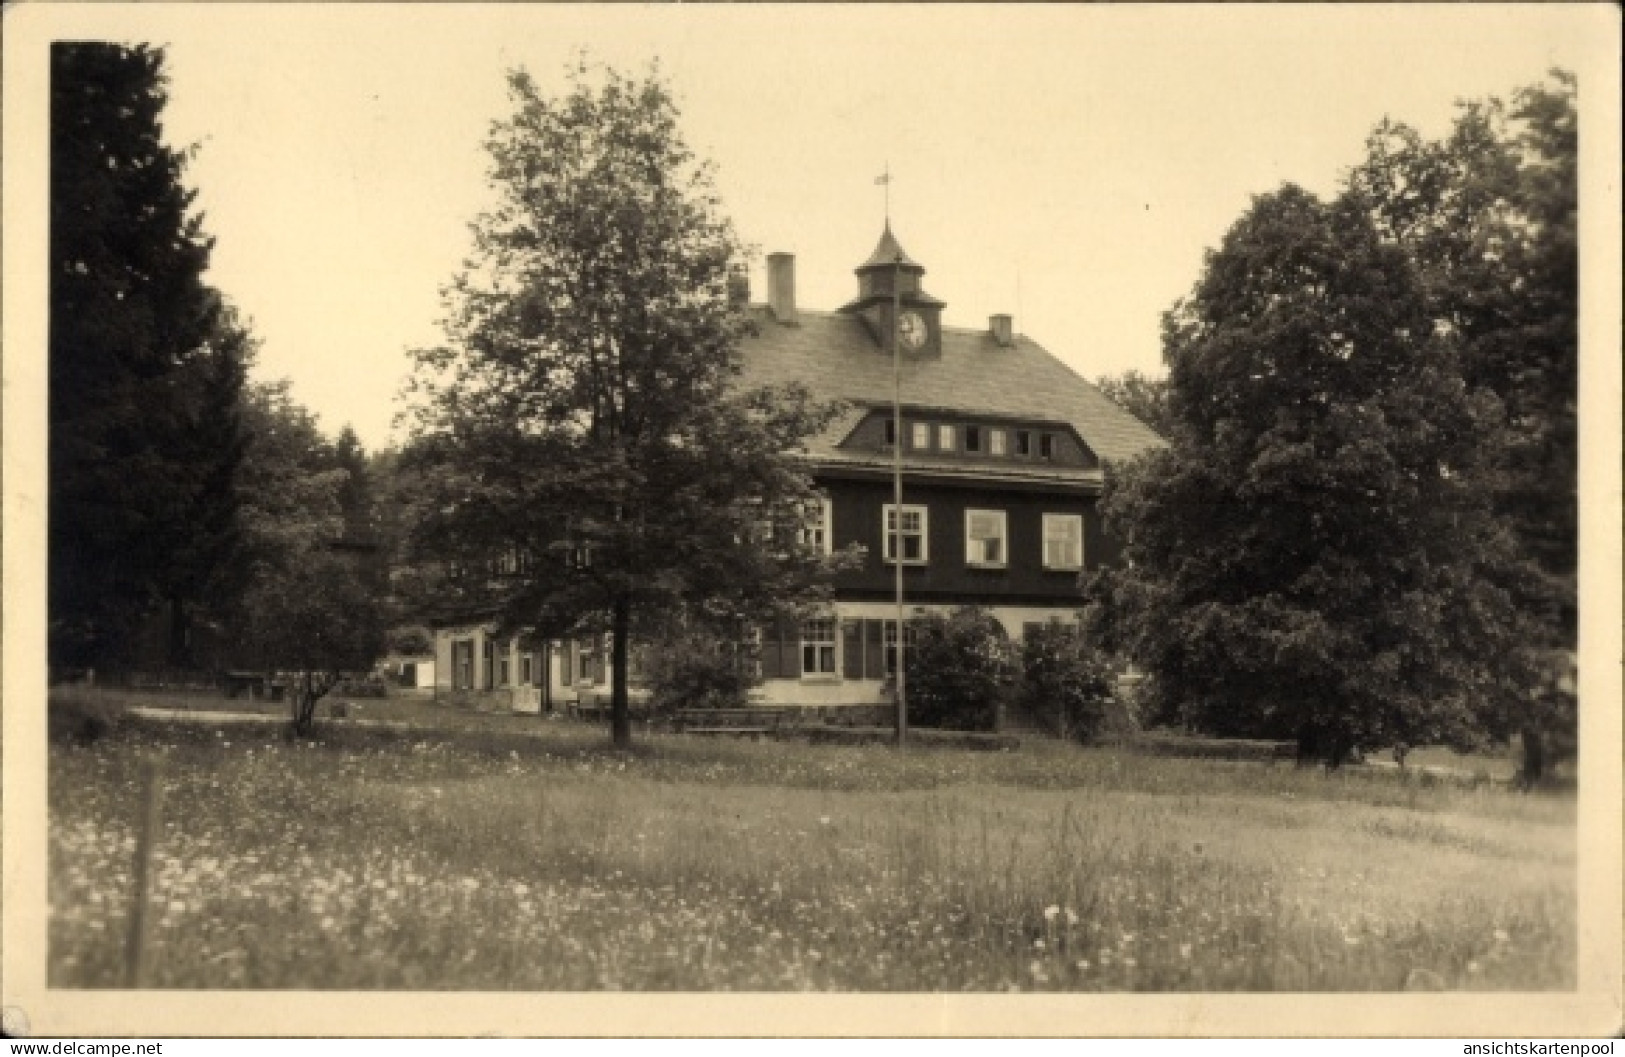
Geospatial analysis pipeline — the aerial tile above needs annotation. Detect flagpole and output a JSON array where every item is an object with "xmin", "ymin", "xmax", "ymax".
[{"xmin": 892, "ymin": 260, "xmax": 907, "ymax": 750}]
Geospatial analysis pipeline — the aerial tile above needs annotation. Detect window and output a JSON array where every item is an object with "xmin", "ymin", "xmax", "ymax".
[
  {"xmin": 965, "ymin": 509, "xmax": 1008, "ymax": 567},
  {"xmin": 1015, "ymin": 430, "xmax": 1033, "ymax": 456},
  {"xmin": 497, "ymin": 645, "xmax": 511, "ymax": 688},
  {"xmin": 883, "ymin": 417, "xmax": 896, "ymax": 445},
  {"xmin": 1039, "ymin": 433, "xmax": 1055, "ymax": 460},
  {"xmin": 800, "ymin": 497, "xmax": 833, "ymax": 555},
  {"xmin": 937, "ymin": 424, "xmax": 955, "ymax": 450},
  {"xmin": 577, "ymin": 640, "xmax": 595, "ymax": 684},
  {"xmin": 455, "ymin": 640, "xmax": 473, "ymax": 690},
  {"xmin": 801, "ymin": 618, "xmax": 838, "ymax": 677},
  {"xmin": 965, "ymin": 426, "xmax": 982, "ymax": 453},
  {"xmin": 989, "ymin": 429, "xmax": 1007, "ymax": 456},
  {"xmin": 520, "ymin": 652, "xmax": 533, "ymax": 686},
  {"xmin": 1042, "ymin": 513, "xmax": 1084, "ymax": 570},
  {"xmin": 883, "ymin": 620, "xmax": 919, "ymax": 677},
  {"xmin": 482, "ymin": 639, "xmax": 495, "ymax": 688},
  {"xmin": 910, "ymin": 422, "xmax": 930, "ymax": 449},
  {"xmin": 884, "ymin": 504, "xmax": 929, "ymax": 564}
]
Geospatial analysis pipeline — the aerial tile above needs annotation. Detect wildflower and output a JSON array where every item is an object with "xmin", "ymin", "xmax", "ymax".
[
  {"xmin": 819, "ymin": 817, "xmax": 831, "ymax": 826},
  {"xmin": 1043, "ymin": 905, "xmax": 1060, "ymax": 922},
  {"xmin": 1179, "ymin": 943, "xmax": 1193, "ymax": 959},
  {"xmin": 1034, "ymin": 938, "xmax": 1046, "ymax": 950},
  {"xmin": 1493, "ymin": 929, "xmax": 1509, "ymax": 943}
]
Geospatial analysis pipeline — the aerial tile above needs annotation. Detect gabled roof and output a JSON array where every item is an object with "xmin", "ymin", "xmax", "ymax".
[{"xmin": 734, "ymin": 307, "xmax": 1167, "ymax": 469}]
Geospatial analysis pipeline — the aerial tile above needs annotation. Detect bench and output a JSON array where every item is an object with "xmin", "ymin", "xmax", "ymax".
[{"xmin": 673, "ymin": 707, "xmax": 789, "ymax": 737}]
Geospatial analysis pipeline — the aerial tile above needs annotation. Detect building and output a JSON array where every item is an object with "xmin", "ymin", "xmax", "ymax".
[
  {"xmin": 429, "ymin": 224, "xmax": 1164, "ymax": 716},
  {"xmin": 735, "ymin": 226, "xmax": 1164, "ymax": 714}
]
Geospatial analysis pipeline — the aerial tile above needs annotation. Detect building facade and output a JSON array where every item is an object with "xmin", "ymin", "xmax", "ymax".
[
  {"xmin": 738, "ymin": 226, "xmax": 1164, "ymax": 709},
  {"xmin": 428, "ymin": 224, "xmax": 1163, "ymax": 714}
]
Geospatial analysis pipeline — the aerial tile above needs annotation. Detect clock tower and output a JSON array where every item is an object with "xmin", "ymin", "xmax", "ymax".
[{"xmin": 839, "ymin": 223, "xmax": 945, "ymax": 358}]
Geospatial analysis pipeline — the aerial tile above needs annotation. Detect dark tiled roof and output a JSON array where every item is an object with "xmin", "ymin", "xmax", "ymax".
[
  {"xmin": 857, "ymin": 223, "xmax": 922, "ymax": 271},
  {"xmin": 734, "ymin": 307, "xmax": 1167, "ymax": 468}
]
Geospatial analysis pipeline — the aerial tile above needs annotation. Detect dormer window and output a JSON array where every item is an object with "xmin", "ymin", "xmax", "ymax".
[
  {"xmin": 910, "ymin": 422, "xmax": 930, "ymax": 449},
  {"xmin": 989, "ymin": 429, "xmax": 1007, "ymax": 456},
  {"xmin": 937, "ymin": 424, "xmax": 955, "ymax": 450},
  {"xmin": 1015, "ymin": 430, "xmax": 1033, "ymax": 457},
  {"xmin": 965, "ymin": 426, "xmax": 983, "ymax": 453},
  {"xmin": 1039, "ymin": 433, "xmax": 1055, "ymax": 460},
  {"xmin": 883, "ymin": 418, "xmax": 896, "ymax": 446}
]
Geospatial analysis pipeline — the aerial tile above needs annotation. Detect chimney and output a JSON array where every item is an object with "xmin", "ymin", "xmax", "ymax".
[
  {"xmin": 990, "ymin": 314, "xmax": 1014, "ymax": 347},
  {"xmin": 767, "ymin": 252, "xmax": 797, "ymax": 324},
  {"xmin": 727, "ymin": 264, "xmax": 749, "ymax": 308}
]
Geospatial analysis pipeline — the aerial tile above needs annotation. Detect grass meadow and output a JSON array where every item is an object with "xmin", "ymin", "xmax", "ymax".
[{"xmin": 47, "ymin": 694, "xmax": 1575, "ymax": 991}]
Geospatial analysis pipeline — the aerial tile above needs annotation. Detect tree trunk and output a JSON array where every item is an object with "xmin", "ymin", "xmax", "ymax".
[
  {"xmin": 166, "ymin": 595, "xmax": 190, "ymax": 670},
  {"xmin": 1519, "ymin": 724, "xmax": 1546, "ymax": 788},
  {"xmin": 610, "ymin": 596, "xmax": 632, "ymax": 749},
  {"xmin": 1295, "ymin": 723, "xmax": 1319, "ymax": 767}
]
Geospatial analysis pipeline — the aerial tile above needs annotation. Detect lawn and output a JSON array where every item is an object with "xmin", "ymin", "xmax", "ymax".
[{"xmin": 47, "ymin": 692, "xmax": 1575, "ymax": 991}]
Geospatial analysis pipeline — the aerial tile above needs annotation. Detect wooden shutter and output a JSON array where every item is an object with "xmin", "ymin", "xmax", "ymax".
[
  {"xmin": 863, "ymin": 619, "xmax": 885, "ymax": 680},
  {"xmin": 842, "ymin": 621, "xmax": 862, "ymax": 679},
  {"xmin": 760, "ymin": 619, "xmax": 785, "ymax": 680}
]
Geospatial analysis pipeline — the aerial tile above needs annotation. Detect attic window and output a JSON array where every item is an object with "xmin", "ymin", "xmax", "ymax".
[
  {"xmin": 910, "ymin": 422, "xmax": 930, "ymax": 449},
  {"xmin": 883, "ymin": 418, "xmax": 896, "ymax": 445},
  {"xmin": 1015, "ymin": 430, "xmax": 1033, "ymax": 457},
  {"xmin": 989, "ymin": 429, "xmax": 1007, "ymax": 456},
  {"xmin": 1039, "ymin": 434, "xmax": 1055, "ymax": 460},
  {"xmin": 937, "ymin": 424, "xmax": 955, "ymax": 450},
  {"xmin": 965, "ymin": 426, "xmax": 982, "ymax": 453}
]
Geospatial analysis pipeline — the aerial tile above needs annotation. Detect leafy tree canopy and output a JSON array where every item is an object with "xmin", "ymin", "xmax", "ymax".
[
  {"xmin": 1094, "ymin": 370, "xmax": 1174, "ymax": 440},
  {"xmin": 1346, "ymin": 71, "xmax": 1576, "ymax": 641},
  {"xmin": 1088, "ymin": 184, "xmax": 1542, "ymax": 766},
  {"xmin": 229, "ymin": 381, "xmax": 386, "ymax": 734},
  {"xmin": 402, "ymin": 60, "xmax": 852, "ymax": 746}
]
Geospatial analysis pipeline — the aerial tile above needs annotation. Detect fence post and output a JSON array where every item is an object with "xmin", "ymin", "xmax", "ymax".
[{"xmin": 124, "ymin": 756, "xmax": 167, "ymax": 988}]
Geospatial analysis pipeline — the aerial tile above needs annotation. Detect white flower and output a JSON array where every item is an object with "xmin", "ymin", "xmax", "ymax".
[{"xmin": 1043, "ymin": 905, "xmax": 1060, "ymax": 921}]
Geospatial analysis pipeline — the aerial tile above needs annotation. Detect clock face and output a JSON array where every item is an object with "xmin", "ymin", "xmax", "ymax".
[{"xmin": 898, "ymin": 311, "xmax": 928, "ymax": 350}]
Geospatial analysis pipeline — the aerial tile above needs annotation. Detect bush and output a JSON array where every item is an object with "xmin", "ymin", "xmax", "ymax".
[
  {"xmin": 1018, "ymin": 623, "xmax": 1119, "ymax": 743},
  {"xmin": 48, "ymin": 690, "xmax": 127, "ymax": 745},
  {"xmin": 642, "ymin": 627, "xmax": 757, "ymax": 711},
  {"xmin": 905, "ymin": 608, "xmax": 1017, "ymax": 732}
]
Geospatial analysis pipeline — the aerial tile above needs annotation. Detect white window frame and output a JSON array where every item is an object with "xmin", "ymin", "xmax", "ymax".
[
  {"xmin": 883, "ymin": 620, "xmax": 919, "ymax": 677},
  {"xmin": 883, "ymin": 503, "xmax": 929, "ymax": 565},
  {"xmin": 1042, "ymin": 513, "xmax": 1085, "ymax": 571},
  {"xmin": 937, "ymin": 423, "xmax": 955, "ymax": 450},
  {"xmin": 910, "ymin": 421, "xmax": 930, "ymax": 449},
  {"xmin": 800, "ymin": 618, "xmax": 838, "ymax": 679},
  {"xmin": 800, "ymin": 497, "xmax": 833, "ymax": 556},
  {"xmin": 965, "ymin": 509, "xmax": 1008, "ymax": 568},
  {"xmin": 989, "ymin": 429, "xmax": 1008, "ymax": 456}
]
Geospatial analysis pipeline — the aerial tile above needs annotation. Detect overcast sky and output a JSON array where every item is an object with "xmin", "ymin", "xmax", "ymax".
[{"xmin": 25, "ymin": 4, "xmax": 1615, "ymax": 449}]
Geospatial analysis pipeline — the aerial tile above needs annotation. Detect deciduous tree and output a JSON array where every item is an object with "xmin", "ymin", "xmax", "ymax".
[
  {"xmin": 1087, "ymin": 185, "xmax": 1540, "ymax": 766},
  {"xmin": 230, "ymin": 383, "xmax": 385, "ymax": 736},
  {"xmin": 1094, "ymin": 370, "xmax": 1174, "ymax": 439},
  {"xmin": 403, "ymin": 61, "xmax": 849, "ymax": 747}
]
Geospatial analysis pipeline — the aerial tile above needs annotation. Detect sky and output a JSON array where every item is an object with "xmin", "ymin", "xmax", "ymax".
[{"xmin": 22, "ymin": 4, "xmax": 1616, "ymax": 449}]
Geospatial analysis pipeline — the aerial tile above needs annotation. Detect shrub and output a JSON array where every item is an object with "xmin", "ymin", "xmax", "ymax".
[
  {"xmin": 905, "ymin": 607, "xmax": 1017, "ymax": 732},
  {"xmin": 1019, "ymin": 623, "xmax": 1120, "ymax": 743},
  {"xmin": 48, "ymin": 690, "xmax": 127, "ymax": 745},
  {"xmin": 642, "ymin": 627, "xmax": 756, "ymax": 711}
]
